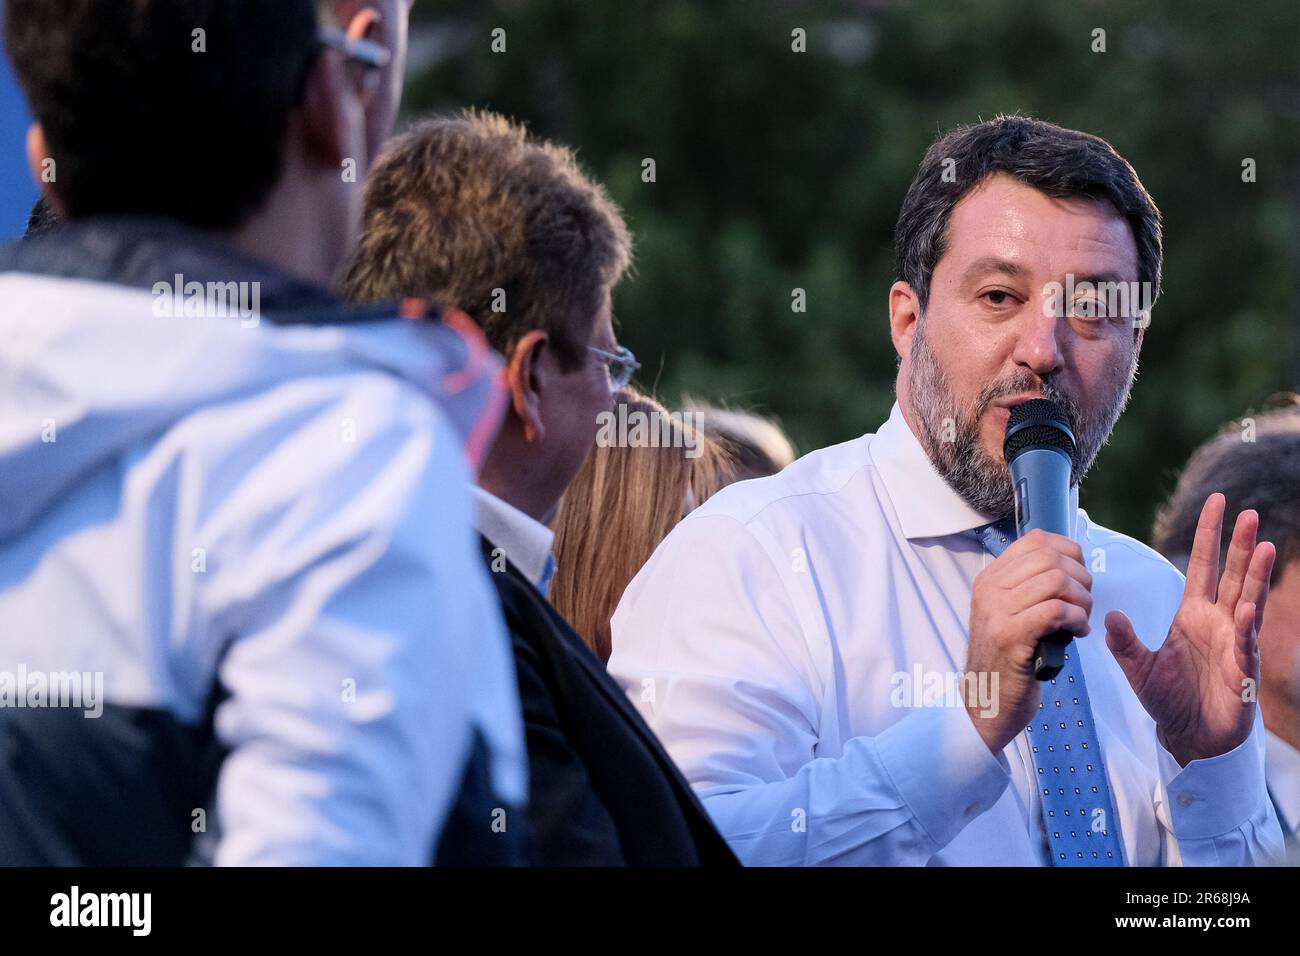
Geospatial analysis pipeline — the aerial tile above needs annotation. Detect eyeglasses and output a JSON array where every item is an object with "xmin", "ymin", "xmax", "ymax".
[
  {"xmin": 588, "ymin": 344, "xmax": 641, "ymax": 390},
  {"xmin": 317, "ymin": 25, "xmax": 391, "ymax": 106}
]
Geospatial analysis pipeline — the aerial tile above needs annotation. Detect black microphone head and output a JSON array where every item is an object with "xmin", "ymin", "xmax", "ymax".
[{"xmin": 1003, "ymin": 398, "xmax": 1076, "ymax": 466}]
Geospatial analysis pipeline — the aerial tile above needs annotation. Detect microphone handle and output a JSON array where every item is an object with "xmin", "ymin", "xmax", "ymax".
[
  {"xmin": 1009, "ymin": 446, "xmax": 1076, "ymax": 682},
  {"xmin": 1033, "ymin": 631, "xmax": 1070, "ymax": 681}
]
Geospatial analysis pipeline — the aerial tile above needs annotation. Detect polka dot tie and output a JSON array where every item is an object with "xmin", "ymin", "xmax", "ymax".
[{"xmin": 975, "ymin": 521, "xmax": 1125, "ymax": 867}]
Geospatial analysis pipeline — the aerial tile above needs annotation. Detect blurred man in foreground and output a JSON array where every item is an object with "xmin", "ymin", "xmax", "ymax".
[
  {"xmin": 1153, "ymin": 395, "xmax": 1300, "ymax": 849},
  {"xmin": 0, "ymin": 0, "xmax": 524, "ymax": 865},
  {"xmin": 611, "ymin": 116, "xmax": 1283, "ymax": 866},
  {"xmin": 17, "ymin": 0, "xmax": 412, "ymax": 244}
]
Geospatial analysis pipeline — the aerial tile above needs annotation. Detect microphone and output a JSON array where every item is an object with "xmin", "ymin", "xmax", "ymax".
[{"xmin": 1002, "ymin": 399, "xmax": 1079, "ymax": 681}]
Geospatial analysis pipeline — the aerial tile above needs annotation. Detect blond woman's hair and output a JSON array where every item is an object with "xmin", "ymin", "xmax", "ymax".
[{"xmin": 549, "ymin": 389, "xmax": 732, "ymax": 662}]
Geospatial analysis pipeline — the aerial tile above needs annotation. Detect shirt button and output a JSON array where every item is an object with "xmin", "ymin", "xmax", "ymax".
[
  {"xmin": 1176, "ymin": 791, "xmax": 1194, "ymax": 808},
  {"xmin": 964, "ymin": 802, "xmax": 980, "ymax": 818}
]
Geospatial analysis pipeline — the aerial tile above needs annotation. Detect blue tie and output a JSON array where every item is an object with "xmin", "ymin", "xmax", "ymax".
[{"xmin": 975, "ymin": 521, "xmax": 1125, "ymax": 866}]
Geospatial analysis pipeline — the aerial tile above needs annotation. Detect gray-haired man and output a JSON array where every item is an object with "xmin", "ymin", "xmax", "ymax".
[{"xmin": 1154, "ymin": 395, "xmax": 1300, "ymax": 850}]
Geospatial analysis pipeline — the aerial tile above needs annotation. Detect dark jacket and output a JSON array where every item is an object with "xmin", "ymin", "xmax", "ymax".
[{"xmin": 481, "ymin": 537, "xmax": 739, "ymax": 866}]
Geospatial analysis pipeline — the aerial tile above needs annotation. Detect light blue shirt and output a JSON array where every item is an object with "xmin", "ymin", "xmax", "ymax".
[{"xmin": 611, "ymin": 402, "xmax": 1284, "ymax": 866}]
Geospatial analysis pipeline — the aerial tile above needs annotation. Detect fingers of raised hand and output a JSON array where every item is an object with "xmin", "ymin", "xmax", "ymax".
[
  {"xmin": 1185, "ymin": 493, "xmax": 1226, "ymax": 603},
  {"xmin": 1233, "ymin": 600, "xmax": 1260, "ymax": 672},
  {"xmin": 1103, "ymin": 609, "xmax": 1153, "ymax": 687},
  {"xmin": 1240, "ymin": 540, "xmax": 1276, "ymax": 634},
  {"xmin": 1217, "ymin": 508, "xmax": 1258, "ymax": 611}
]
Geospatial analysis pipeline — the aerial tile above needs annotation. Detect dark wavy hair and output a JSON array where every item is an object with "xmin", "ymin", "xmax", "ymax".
[
  {"xmin": 895, "ymin": 115, "xmax": 1162, "ymax": 313},
  {"xmin": 1153, "ymin": 394, "xmax": 1300, "ymax": 583}
]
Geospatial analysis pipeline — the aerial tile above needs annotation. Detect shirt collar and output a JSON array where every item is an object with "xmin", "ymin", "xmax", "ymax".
[
  {"xmin": 472, "ymin": 486, "xmax": 555, "ymax": 590},
  {"xmin": 869, "ymin": 401, "xmax": 1079, "ymax": 540},
  {"xmin": 1265, "ymin": 730, "xmax": 1300, "ymax": 834}
]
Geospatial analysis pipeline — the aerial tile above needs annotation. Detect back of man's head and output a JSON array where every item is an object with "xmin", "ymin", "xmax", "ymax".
[
  {"xmin": 1153, "ymin": 395, "xmax": 1300, "ymax": 582},
  {"xmin": 343, "ymin": 109, "xmax": 632, "ymax": 372},
  {"xmin": 5, "ymin": 0, "xmax": 319, "ymax": 229}
]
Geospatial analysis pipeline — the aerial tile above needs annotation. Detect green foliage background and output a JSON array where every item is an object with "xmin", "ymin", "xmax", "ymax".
[{"xmin": 405, "ymin": 0, "xmax": 1300, "ymax": 539}]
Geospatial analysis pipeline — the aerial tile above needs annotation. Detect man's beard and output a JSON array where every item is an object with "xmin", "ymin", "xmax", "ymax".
[{"xmin": 906, "ymin": 323, "xmax": 1139, "ymax": 520}]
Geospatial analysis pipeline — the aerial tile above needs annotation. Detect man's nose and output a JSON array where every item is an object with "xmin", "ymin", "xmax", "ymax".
[{"xmin": 1012, "ymin": 307, "xmax": 1065, "ymax": 377}]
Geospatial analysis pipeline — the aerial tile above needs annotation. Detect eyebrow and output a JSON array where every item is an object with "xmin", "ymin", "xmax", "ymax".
[
  {"xmin": 1068, "ymin": 273, "xmax": 1131, "ymax": 287},
  {"xmin": 960, "ymin": 256, "xmax": 1026, "ymax": 285},
  {"xmin": 960, "ymin": 259, "xmax": 1135, "ymax": 289}
]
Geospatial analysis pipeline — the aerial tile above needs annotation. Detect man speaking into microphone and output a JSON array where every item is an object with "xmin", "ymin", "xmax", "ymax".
[{"xmin": 608, "ymin": 115, "xmax": 1285, "ymax": 866}]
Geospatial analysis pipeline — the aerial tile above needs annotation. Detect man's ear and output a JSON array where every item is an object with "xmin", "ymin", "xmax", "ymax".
[
  {"xmin": 505, "ymin": 329, "xmax": 550, "ymax": 444},
  {"xmin": 888, "ymin": 280, "xmax": 922, "ymax": 363},
  {"xmin": 336, "ymin": 2, "xmax": 382, "ymax": 42},
  {"xmin": 26, "ymin": 124, "xmax": 66, "ymax": 217}
]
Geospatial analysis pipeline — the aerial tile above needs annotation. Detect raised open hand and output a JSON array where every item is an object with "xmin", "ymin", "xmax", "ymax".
[{"xmin": 1103, "ymin": 493, "xmax": 1275, "ymax": 766}]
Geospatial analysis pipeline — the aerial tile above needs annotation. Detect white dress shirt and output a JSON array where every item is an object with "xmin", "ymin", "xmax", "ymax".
[
  {"xmin": 472, "ymin": 486, "xmax": 556, "ymax": 592},
  {"xmin": 610, "ymin": 402, "xmax": 1284, "ymax": 866},
  {"xmin": 1266, "ymin": 730, "xmax": 1300, "ymax": 841}
]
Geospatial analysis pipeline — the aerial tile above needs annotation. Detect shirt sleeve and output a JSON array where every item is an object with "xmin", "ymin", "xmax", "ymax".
[
  {"xmin": 610, "ymin": 512, "xmax": 1011, "ymax": 866},
  {"xmin": 1155, "ymin": 708, "xmax": 1286, "ymax": 866},
  {"xmin": 202, "ymin": 375, "xmax": 520, "ymax": 865}
]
